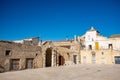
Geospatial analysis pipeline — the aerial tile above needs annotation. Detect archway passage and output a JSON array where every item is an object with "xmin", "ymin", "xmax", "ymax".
[
  {"xmin": 59, "ymin": 55, "xmax": 65, "ymax": 66},
  {"xmin": 45, "ymin": 48, "xmax": 52, "ymax": 67}
]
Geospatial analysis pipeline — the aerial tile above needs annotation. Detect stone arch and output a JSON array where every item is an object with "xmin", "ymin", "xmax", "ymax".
[{"xmin": 45, "ymin": 48, "xmax": 52, "ymax": 67}]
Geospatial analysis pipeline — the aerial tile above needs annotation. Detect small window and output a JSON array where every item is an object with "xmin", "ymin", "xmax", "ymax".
[
  {"xmin": 36, "ymin": 53, "xmax": 38, "ymax": 56},
  {"xmin": 92, "ymin": 38, "xmax": 94, "ymax": 41},
  {"xmin": 89, "ymin": 45, "xmax": 92, "ymax": 50},
  {"xmin": 5, "ymin": 50, "xmax": 11, "ymax": 56},
  {"xmin": 67, "ymin": 53, "xmax": 69, "ymax": 56},
  {"xmin": 67, "ymin": 53, "xmax": 70, "ymax": 60},
  {"xmin": 102, "ymin": 52, "xmax": 104, "ymax": 55}
]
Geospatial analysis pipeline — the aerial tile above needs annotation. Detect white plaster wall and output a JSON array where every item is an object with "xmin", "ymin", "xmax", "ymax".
[
  {"xmin": 110, "ymin": 38, "xmax": 120, "ymax": 51},
  {"xmin": 84, "ymin": 31, "xmax": 97, "ymax": 50},
  {"xmin": 85, "ymin": 31, "xmax": 97, "ymax": 42}
]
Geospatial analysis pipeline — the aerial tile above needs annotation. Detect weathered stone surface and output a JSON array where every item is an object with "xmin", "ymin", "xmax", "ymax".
[{"xmin": 0, "ymin": 41, "xmax": 42, "ymax": 71}]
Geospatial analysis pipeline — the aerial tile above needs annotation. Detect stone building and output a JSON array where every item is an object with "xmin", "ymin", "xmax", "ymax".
[
  {"xmin": 41, "ymin": 41, "xmax": 80, "ymax": 67},
  {"xmin": 0, "ymin": 40, "xmax": 42, "ymax": 72},
  {"xmin": 0, "ymin": 26, "xmax": 120, "ymax": 72},
  {"xmin": 53, "ymin": 39, "xmax": 80, "ymax": 65},
  {"xmin": 78, "ymin": 27, "xmax": 120, "ymax": 64},
  {"xmin": 14, "ymin": 37, "xmax": 40, "ymax": 46},
  {"xmin": 0, "ymin": 40, "xmax": 78, "ymax": 72}
]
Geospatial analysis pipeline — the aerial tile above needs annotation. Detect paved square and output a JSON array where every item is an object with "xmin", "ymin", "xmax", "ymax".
[{"xmin": 0, "ymin": 64, "xmax": 120, "ymax": 80}]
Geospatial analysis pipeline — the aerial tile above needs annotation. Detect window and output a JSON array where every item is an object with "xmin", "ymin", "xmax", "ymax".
[
  {"xmin": 95, "ymin": 42, "xmax": 99, "ymax": 50},
  {"xmin": 92, "ymin": 38, "xmax": 94, "ymax": 41},
  {"xmin": 102, "ymin": 52, "xmax": 104, "ymax": 55},
  {"xmin": 61, "ymin": 46, "xmax": 70, "ymax": 49},
  {"xmin": 115, "ymin": 56, "xmax": 120, "ymax": 64},
  {"xmin": 67, "ymin": 53, "xmax": 70, "ymax": 60},
  {"xmin": 89, "ymin": 45, "xmax": 92, "ymax": 50},
  {"xmin": 108, "ymin": 44, "xmax": 113, "ymax": 49},
  {"xmin": 36, "ymin": 53, "xmax": 38, "ymax": 56},
  {"xmin": 5, "ymin": 50, "xmax": 11, "ymax": 56}
]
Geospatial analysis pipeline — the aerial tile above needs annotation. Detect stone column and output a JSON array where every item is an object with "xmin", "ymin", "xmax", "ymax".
[
  {"xmin": 51, "ymin": 50, "xmax": 54, "ymax": 67},
  {"xmin": 19, "ymin": 58, "xmax": 26, "ymax": 70},
  {"xmin": 56, "ymin": 53, "xmax": 59, "ymax": 66},
  {"xmin": 52, "ymin": 50, "xmax": 56, "ymax": 67},
  {"xmin": 4, "ymin": 59, "xmax": 10, "ymax": 71},
  {"xmin": 43, "ymin": 53, "xmax": 46, "ymax": 68}
]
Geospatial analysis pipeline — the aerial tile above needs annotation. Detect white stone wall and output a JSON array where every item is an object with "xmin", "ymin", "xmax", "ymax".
[
  {"xmin": 110, "ymin": 38, "xmax": 120, "ymax": 51},
  {"xmin": 85, "ymin": 31, "xmax": 97, "ymax": 42},
  {"xmin": 84, "ymin": 30, "xmax": 98, "ymax": 50},
  {"xmin": 83, "ymin": 28, "xmax": 116, "ymax": 50}
]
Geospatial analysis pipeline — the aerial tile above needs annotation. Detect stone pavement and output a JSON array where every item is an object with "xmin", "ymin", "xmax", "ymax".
[{"xmin": 0, "ymin": 64, "xmax": 120, "ymax": 80}]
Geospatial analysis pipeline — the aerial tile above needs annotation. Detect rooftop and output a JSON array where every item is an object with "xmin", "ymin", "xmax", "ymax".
[{"xmin": 110, "ymin": 34, "xmax": 120, "ymax": 38}]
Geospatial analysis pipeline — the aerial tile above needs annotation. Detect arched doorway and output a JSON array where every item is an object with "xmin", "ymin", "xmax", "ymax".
[
  {"xmin": 45, "ymin": 48, "xmax": 52, "ymax": 67},
  {"xmin": 59, "ymin": 55, "xmax": 65, "ymax": 66}
]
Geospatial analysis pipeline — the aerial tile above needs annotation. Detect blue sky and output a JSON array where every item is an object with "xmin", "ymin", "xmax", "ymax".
[{"xmin": 0, "ymin": 0, "xmax": 120, "ymax": 41}]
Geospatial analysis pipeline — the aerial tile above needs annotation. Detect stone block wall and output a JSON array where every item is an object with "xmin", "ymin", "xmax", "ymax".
[{"xmin": 0, "ymin": 41, "xmax": 43, "ymax": 72}]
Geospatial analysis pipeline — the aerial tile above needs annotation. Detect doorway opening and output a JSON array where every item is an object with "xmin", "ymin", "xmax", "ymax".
[
  {"xmin": 73, "ymin": 55, "xmax": 77, "ymax": 64},
  {"xmin": 45, "ymin": 48, "xmax": 52, "ymax": 67},
  {"xmin": 10, "ymin": 59, "xmax": 20, "ymax": 70},
  {"xmin": 26, "ymin": 58, "xmax": 34, "ymax": 69},
  {"xmin": 89, "ymin": 45, "xmax": 92, "ymax": 50},
  {"xmin": 59, "ymin": 55, "xmax": 65, "ymax": 66}
]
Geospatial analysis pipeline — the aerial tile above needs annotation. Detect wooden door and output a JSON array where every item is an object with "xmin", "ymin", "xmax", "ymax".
[
  {"xmin": 26, "ymin": 58, "xmax": 34, "ymax": 69},
  {"xmin": 10, "ymin": 59, "xmax": 20, "ymax": 70}
]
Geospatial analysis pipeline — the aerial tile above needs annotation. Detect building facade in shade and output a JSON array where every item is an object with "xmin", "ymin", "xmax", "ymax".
[{"xmin": 0, "ymin": 26, "xmax": 120, "ymax": 72}]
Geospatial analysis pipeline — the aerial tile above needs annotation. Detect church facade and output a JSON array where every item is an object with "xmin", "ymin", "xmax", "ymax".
[{"xmin": 78, "ymin": 27, "xmax": 120, "ymax": 64}]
